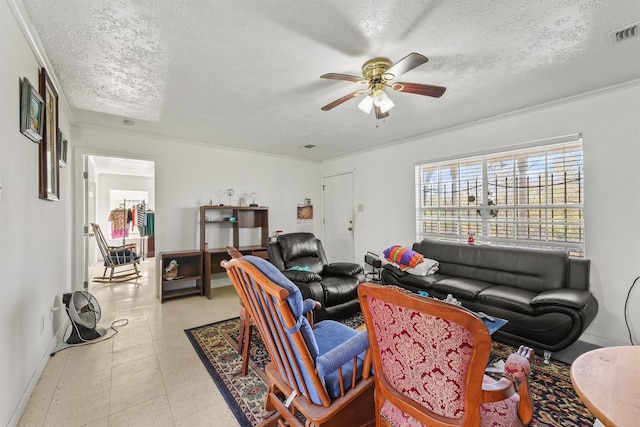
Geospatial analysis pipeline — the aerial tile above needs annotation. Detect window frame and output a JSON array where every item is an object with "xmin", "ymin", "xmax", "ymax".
[{"xmin": 415, "ymin": 134, "xmax": 584, "ymax": 256}]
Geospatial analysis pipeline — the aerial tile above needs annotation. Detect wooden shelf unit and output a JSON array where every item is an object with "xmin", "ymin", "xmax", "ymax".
[
  {"xmin": 158, "ymin": 250, "xmax": 203, "ymax": 303},
  {"xmin": 200, "ymin": 205, "xmax": 269, "ymax": 298}
]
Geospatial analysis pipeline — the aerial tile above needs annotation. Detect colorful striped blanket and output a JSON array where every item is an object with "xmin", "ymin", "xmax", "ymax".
[{"xmin": 383, "ymin": 245, "xmax": 424, "ymax": 271}]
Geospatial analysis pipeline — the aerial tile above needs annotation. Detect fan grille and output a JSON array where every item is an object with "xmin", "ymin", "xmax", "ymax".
[{"xmin": 70, "ymin": 291, "xmax": 101, "ymax": 329}]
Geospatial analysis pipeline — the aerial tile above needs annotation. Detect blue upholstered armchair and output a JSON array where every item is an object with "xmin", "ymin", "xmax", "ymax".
[{"xmin": 221, "ymin": 255, "xmax": 375, "ymax": 427}]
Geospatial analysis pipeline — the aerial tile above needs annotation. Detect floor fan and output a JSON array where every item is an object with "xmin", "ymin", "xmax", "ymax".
[{"xmin": 63, "ymin": 291, "xmax": 106, "ymax": 344}]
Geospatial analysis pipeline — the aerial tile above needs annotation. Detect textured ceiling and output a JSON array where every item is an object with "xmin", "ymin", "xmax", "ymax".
[{"xmin": 18, "ymin": 0, "xmax": 640, "ymax": 161}]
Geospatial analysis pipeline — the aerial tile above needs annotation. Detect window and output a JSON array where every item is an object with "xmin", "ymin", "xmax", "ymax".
[{"xmin": 415, "ymin": 136, "xmax": 584, "ymax": 256}]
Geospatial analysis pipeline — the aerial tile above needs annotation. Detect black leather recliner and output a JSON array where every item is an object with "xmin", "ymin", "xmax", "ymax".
[{"xmin": 266, "ymin": 232, "xmax": 365, "ymax": 322}]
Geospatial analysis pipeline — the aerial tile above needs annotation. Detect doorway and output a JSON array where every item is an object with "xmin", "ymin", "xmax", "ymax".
[
  {"xmin": 84, "ymin": 155, "xmax": 155, "ymax": 285},
  {"xmin": 322, "ymin": 172, "xmax": 355, "ymax": 263}
]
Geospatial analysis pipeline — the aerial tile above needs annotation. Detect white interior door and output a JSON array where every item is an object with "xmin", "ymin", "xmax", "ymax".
[
  {"xmin": 86, "ymin": 160, "xmax": 97, "ymax": 267},
  {"xmin": 322, "ymin": 172, "xmax": 354, "ymax": 263}
]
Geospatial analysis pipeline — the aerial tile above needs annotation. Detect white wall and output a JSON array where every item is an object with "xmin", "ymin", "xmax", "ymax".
[
  {"xmin": 0, "ymin": 1, "xmax": 73, "ymax": 425},
  {"xmin": 321, "ymin": 82, "xmax": 640, "ymax": 348},
  {"xmin": 71, "ymin": 126, "xmax": 323, "ymax": 288},
  {"xmin": 3, "ymin": 0, "xmax": 638, "ymax": 422}
]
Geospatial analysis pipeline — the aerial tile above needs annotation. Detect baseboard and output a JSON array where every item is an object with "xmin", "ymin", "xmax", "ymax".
[
  {"xmin": 7, "ymin": 319, "xmax": 70, "ymax": 427},
  {"xmin": 579, "ymin": 331, "xmax": 628, "ymax": 348}
]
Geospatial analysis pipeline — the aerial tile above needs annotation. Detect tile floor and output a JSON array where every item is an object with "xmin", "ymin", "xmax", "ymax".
[{"xmin": 18, "ymin": 259, "xmax": 242, "ymax": 427}]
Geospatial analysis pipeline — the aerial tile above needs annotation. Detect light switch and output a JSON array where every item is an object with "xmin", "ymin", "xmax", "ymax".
[{"xmin": 357, "ymin": 204, "xmax": 364, "ymax": 212}]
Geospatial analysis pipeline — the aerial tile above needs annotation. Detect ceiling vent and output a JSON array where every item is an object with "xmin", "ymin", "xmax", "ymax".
[{"xmin": 608, "ymin": 22, "xmax": 638, "ymax": 43}]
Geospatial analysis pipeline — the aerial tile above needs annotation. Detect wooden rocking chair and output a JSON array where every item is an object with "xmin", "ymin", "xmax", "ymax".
[
  {"xmin": 90, "ymin": 223, "xmax": 142, "ymax": 283},
  {"xmin": 221, "ymin": 255, "xmax": 375, "ymax": 427}
]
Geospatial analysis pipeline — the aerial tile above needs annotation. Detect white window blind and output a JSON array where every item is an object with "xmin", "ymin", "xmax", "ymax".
[
  {"xmin": 109, "ymin": 190, "xmax": 148, "ymax": 211},
  {"xmin": 415, "ymin": 137, "xmax": 584, "ymax": 256}
]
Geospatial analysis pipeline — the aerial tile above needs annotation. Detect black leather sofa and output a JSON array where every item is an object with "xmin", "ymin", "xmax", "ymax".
[
  {"xmin": 267, "ymin": 233, "xmax": 365, "ymax": 322},
  {"xmin": 381, "ymin": 238, "xmax": 598, "ymax": 354}
]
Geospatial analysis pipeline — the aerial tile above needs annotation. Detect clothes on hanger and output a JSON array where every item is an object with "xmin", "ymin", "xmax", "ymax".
[{"xmin": 108, "ymin": 207, "xmax": 131, "ymax": 238}]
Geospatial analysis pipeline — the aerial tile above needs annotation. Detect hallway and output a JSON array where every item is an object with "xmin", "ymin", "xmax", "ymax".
[{"xmin": 19, "ymin": 259, "xmax": 242, "ymax": 426}]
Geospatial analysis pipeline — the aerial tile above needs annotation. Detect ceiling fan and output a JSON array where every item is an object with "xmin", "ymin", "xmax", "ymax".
[{"xmin": 320, "ymin": 52, "xmax": 446, "ymax": 119}]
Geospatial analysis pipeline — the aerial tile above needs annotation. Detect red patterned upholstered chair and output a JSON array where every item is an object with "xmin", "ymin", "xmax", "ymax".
[{"xmin": 358, "ymin": 283, "xmax": 533, "ymax": 427}]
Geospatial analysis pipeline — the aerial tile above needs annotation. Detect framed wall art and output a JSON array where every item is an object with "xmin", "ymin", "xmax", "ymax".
[
  {"xmin": 58, "ymin": 130, "xmax": 68, "ymax": 167},
  {"xmin": 39, "ymin": 68, "xmax": 60, "ymax": 201},
  {"xmin": 20, "ymin": 77, "xmax": 45, "ymax": 143}
]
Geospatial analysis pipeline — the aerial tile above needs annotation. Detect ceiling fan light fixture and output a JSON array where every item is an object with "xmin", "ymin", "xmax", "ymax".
[
  {"xmin": 373, "ymin": 89, "xmax": 394, "ymax": 113},
  {"xmin": 358, "ymin": 94, "xmax": 374, "ymax": 114},
  {"xmin": 379, "ymin": 96, "xmax": 394, "ymax": 113},
  {"xmin": 372, "ymin": 89, "xmax": 387, "ymax": 106}
]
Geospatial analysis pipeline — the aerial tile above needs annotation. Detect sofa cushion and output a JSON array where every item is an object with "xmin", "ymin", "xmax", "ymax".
[
  {"xmin": 478, "ymin": 286, "xmax": 537, "ymax": 315},
  {"xmin": 432, "ymin": 277, "xmax": 493, "ymax": 300},
  {"xmin": 413, "ymin": 238, "xmax": 569, "ymax": 292},
  {"xmin": 399, "ymin": 272, "xmax": 448, "ymax": 289},
  {"xmin": 284, "ymin": 256, "xmax": 324, "ymax": 274}
]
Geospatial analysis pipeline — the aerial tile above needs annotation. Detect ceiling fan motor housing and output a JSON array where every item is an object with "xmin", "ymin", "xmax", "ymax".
[
  {"xmin": 320, "ymin": 52, "xmax": 445, "ymax": 115},
  {"xmin": 362, "ymin": 57, "xmax": 393, "ymax": 82}
]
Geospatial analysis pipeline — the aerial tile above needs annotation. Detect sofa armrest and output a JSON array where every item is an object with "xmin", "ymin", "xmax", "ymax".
[
  {"xmin": 282, "ymin": 270, "xmax": 322, "ymax": 283},
  {"xmin": 323, "ymin": 262, "xmax": 364, "ymax": 277},
  {"xmin": 530, "ymin": 289, "xmax": 593, "ymax": 309},
  {"xmin": 568, "ymin": 257, "xmax": 591, "ymax": 290},
  {"xmin": 382, "ymin": 263, "xmax": 406, "ymax": 278}
]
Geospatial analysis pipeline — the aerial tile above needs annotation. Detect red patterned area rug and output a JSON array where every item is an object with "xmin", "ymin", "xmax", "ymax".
[{"xmin": 185, "ymin": 315, "xmax": 595, "ymax": 427}]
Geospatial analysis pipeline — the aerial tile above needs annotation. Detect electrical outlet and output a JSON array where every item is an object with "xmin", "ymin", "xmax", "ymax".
[{"xmin": 40, "ymin": 315, "xmax": 45, "ymax": 333}]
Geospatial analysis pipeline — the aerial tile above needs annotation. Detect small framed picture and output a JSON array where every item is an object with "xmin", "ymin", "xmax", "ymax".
[
  {"xmin": 20, "ymin": 77, "xmax": 45, "ymax": 143},
  {"xmin": 58, "ymin": 130, "xmax": 68, "ymax": 167}
]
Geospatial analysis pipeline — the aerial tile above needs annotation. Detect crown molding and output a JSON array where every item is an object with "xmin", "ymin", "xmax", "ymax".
[{"xmin": 7, "ymin": 0, "xmax": 76, "ymax": 124}]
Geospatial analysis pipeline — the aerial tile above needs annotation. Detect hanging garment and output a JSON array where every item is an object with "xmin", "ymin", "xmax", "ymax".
[
  {"xmin": 108, "ymin": 208, "xmax": 130, "ymax": 238},
  {"xmin": 136, "ymin": 204, "xmax": 146, "ymax": 228},
  {"xmin": 144, "ymin": 212, "xmax": 155, "ymax": 236}
]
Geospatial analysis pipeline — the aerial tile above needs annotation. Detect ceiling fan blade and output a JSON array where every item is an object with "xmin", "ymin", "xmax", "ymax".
[
  {"xmin": 383, "ymin": 52, "xmax": 428, "ymax": 80},
  {"xmin": 374, "ymin": 106, "xmax": 389, "ymax": 119},
  {"xmin": 391, "ymin": 82, "xmax": 446, "ymax": 98},
  {"xmin": 321, "ymin": 91, "xmax": 364, "ymax": 111},
  {"xmin": 320, "ymin": 73, "xmax": 364, "ymax": 83}
]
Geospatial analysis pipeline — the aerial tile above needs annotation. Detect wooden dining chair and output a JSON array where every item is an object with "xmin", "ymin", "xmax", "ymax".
[
  {"xmin": 358, "ymin": 283, "xmax": 533, "ymax": 427},
  {"xmin": 90, "ymin": 223, "xmax": 142, "ymax": 283},
  {"xmin": 221, "ymin": 255, "xmax": 375, "ymax": 427}
]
